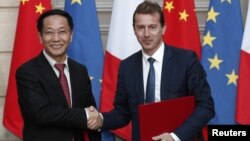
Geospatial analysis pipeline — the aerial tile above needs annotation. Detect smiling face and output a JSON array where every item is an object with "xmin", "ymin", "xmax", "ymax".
[
  {"xmin": 39, "ymin": 15, "xmax": 73, "ymax": 63},
  {"xmin": 134, "ymin": 12, "xmax": 166, "ymax": 56}
]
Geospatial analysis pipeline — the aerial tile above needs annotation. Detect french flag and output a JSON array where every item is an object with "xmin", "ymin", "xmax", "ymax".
[
  {"xmin": 236, "ymin": 1, "xmax": 250, "ymax": 125},
  {"xmin": 100, "ymin": 0, "xmax": 143, "ymax": 140}
]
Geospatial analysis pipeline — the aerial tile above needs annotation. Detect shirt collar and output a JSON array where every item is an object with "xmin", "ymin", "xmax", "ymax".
[
  {"xmin": 142, "ymin": 42, "xmax": 164, "ymax": 63},
  {"xmin": 43, "ymin": 50, "xmax": 69, "ymax": 70}
]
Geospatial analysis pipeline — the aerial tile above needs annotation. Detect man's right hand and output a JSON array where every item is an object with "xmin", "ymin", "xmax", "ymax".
[{"xmin": 86, "ymin": 106, "xmax": 103, "ymax": 130}]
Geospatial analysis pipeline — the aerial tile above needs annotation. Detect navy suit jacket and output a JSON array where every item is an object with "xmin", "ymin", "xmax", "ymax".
[
  {"xmin": 16, "ymin": 52, "xmax": 101, "ymax": 141},
  {"xmin": 102, "ymin": 44, "xmax": 215, "ymax": 141}
]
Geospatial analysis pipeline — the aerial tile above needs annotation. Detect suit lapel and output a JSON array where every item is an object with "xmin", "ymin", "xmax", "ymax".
[
  {"xmin": 135, "ymin": 52, "xmax": 145, "ymax": 104},
  {"xmin": 37, "ymin": 52, "xmax": 60, "ymax": 87},
  {"xmin": 67, "ymin": 59, "xmax": 78, "ymax": 107},
  {"xmin": 36, "ymin": 52, "xmax": 70, "ymax": 106},
  {"xmin": 160, "ymin": 45, "xmax": 174, "ymax": 100}
]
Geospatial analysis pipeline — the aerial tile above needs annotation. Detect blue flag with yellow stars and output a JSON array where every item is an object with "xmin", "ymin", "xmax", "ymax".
[
  {"xmin": 201, "ymin": 0, "xmax": 243, "ymax": 124},
  {"xmin": 64, "ymin": 0, "xmax": 115, "ymax": 140}
]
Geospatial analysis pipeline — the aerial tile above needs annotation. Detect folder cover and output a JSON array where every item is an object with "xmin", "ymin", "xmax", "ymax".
[{"xmin": 138, "ymin": 96, "xmax": 195, "ymax": 141}]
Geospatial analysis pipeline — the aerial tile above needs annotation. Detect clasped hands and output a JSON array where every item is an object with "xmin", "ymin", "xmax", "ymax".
[
  {"xmin": 86, "ymin": 106, "xmax": 103, "ymax": 131},
  {"xmin": 85, "ymin": 106, "xmax": 175, "ymax": 141}
]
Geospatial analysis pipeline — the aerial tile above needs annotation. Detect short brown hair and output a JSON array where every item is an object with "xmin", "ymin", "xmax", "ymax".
[{"xmin": 133, "ymin": 1, "xmax": 165, "ymax": 28}]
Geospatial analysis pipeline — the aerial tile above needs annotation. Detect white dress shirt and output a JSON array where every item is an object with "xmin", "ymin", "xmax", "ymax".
[
  {"xmin": 43, "ymin": 50, "xmax": 91, "ymax": 120},
  {"xmin": 142, "ymin": 42, "xmax": 164, "ymax": 103},
  {"xmin": 142, "ymin": 43, "xmax": 181, "ymax": 141},
  {"xmin": 43, "ymin": 50, "xmax": 72, "ymax": 106}
]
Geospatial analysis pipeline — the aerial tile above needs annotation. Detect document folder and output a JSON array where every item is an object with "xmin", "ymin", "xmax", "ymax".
[{"xmin": 138, "ymin": 96, "xmax": 195, "ymax": 141}]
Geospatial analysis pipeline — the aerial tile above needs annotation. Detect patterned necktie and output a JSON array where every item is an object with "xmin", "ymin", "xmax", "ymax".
[
  {"xmin": 54, "ymin": 64, "xmax": 71, "ymax": 107},
  {"xmin": 146, "ymin": 57, "xmax": 155, "ymax": 103}
]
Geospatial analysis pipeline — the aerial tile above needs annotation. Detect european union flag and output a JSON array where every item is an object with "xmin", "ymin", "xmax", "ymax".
[
  {"xmin": 64, "ymin": 0, "xmax": 103, "ymax": 108},
  {"xmin": 64, "ymin": 0, "xmax": 114, "ymax": 140},
  {"xmin": 201, "ymin": 0, "xmax": 243, "ymax": 124}
]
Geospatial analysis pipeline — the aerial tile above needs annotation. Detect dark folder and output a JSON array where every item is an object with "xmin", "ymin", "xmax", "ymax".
[{"xmin": 138, "ymin": 96, "xmax": 195, "ymax": 141}]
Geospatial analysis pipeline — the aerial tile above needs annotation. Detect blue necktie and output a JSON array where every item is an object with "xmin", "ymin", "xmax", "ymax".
[{"xmin": 146, "ymin": 57, "xmax": 155, "ymax": 103}]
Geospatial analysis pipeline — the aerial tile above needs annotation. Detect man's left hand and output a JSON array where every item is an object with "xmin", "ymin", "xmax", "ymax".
[{"xmin": 152, "ymin": 132, "xmax": 174, "ymax": 141}]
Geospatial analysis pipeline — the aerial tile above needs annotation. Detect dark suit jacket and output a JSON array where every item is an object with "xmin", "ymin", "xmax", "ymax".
[
  {"xmin": 16, "ymin": 52, "xmax": 101, "ymax": 141},
  {"xmin": 102, "ymin": 44, "xmax": 215, "ymax": 141}
]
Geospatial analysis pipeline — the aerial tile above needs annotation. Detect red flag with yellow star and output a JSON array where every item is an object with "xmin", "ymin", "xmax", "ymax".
[
  {"xmin": 3, "ymin": 0, "xmax": 51, "ymax": 138},
  {"xmin": 162, "ymin": 0, "xmax": 208, "ymax": 140},
  {"xmin": 162, "ymin": 0, "xmax": 201, "ymax": 59}
]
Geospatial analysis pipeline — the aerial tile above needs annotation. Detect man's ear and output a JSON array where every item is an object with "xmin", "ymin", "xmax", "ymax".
[
  {"xmin": 162, "ymin": 24, "xmax": 166, "ymax": 35},
  {"xmin": 70, "ymin": 31, "xmax": 73, "ymax": 42},
  {"xmin": 38, "ymin": 32, "xmax": 43, "ymax": 43}
]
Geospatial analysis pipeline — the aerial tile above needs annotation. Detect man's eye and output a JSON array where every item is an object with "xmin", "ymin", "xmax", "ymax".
[
  {"xmin": 59, "ymin": 31, "xmax": 68, "ymax": 34},
  {"xmin": 137, "ymin": 26, "xmax": 144, "ymax": 30},
  {"xmin": 59, "ymin": 31, "xmax": 66, "ymax": 33},
  {"xmin": 45, "ymin": 31, "xmax": 53, "ymax": 35}
]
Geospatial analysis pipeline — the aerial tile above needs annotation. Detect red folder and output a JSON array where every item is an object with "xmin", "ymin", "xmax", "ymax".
[{"xmin": 138, "ymin": 96, "xmax": 195, "ymax": 141}]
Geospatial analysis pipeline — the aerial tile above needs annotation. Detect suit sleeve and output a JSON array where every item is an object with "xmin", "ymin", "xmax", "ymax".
[
  {"xmin": 174, "ymin": 52, "xmax": 215, "ymax": 140},
  {"xmin": 16, "ymin": 65, "xmax": 88, "ymax": 129},
  {"xmin": 102, "ymin": 61, "xmax": 131, "ymax": 130}
]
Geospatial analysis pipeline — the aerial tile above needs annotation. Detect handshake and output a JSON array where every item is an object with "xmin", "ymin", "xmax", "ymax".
[{"xmin": 86, "ymin": 106, "xmax": 103, "ymax": 131}]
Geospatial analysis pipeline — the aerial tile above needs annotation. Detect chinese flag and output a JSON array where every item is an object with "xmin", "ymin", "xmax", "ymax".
[
  {"xmin": 162, "ymin": 0, "xmax": 207, "ymax": 140},
  {"xmin": 3, "ymin": 0, "xmax": 51, "ymax": 138},
  {"xmin": 162, "ymin": 0, "xmax": 201, "ymax": 59}
]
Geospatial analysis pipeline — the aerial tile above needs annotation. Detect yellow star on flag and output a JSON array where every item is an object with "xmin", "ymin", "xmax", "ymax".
[
  {"xmin": 203, "ymin": 31, "xmax": 216, "ymax": 47},
  {"xmin": 35, "ymin": 3, "xmax": 46, "ymax": 14},
  {"xmin": 164, "ymin": 1, "xmax": 174, "ymax": 13},
  {"xmin": 71, "ymin": 0, "xmax": 82, "ymax": 5},
  {"xmin": 208, "ymin": 54, "xmax": 223, "ymax": 70},
  {"xmin": 207, "ymin": 7, "xmax": 220, "ymax": 23},
  {"xmin": 20, "ymin": 0, "xmax": 29, "ymax": 5},
  {"xmin": 179, "ymin": 10, "xmax": 189, "ymax": 21},
  {"xmin": 226, "ymin": 69, "xmax": 238, "ymax": 86},
  {"xmin": 221, "ymin": 0, "xmax": 231, "ymax": 4}
]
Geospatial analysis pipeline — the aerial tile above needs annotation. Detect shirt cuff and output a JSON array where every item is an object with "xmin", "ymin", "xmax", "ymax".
[
  {"xmin": 170, "ymin": 132, "xmax": 181, "ymax": 141},
  {"xmin": 84, "ymin": 108, "xmax": 89, "ymax": 119}
]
